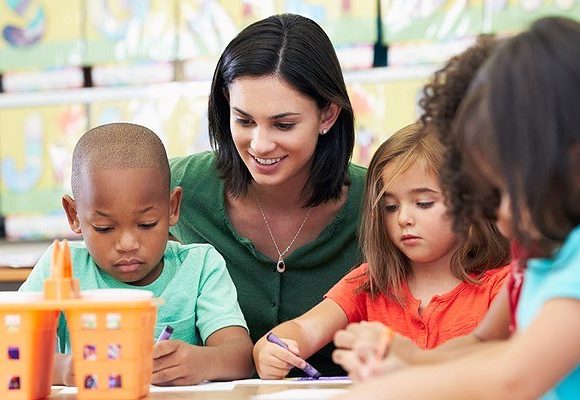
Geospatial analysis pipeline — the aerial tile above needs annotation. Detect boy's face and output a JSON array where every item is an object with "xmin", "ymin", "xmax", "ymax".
[{"xmin": 62, "ymin": 167, "xmax": 182, "ymax": 286}]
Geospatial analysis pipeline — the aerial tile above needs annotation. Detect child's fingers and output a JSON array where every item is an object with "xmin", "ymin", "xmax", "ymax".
[
  {"xmin": 151, "ymin": 364, "xmax": 183, "ymax": 385},
  {"xmin": 259, "ymin": 363, "xmax": 294, "ymax": 380},
  {"xmin": 275, "ymin": 337, "xmax": 301, "ymax": 354},
  {"xmin": 152, "ymin": 339, "xmax": 179, "ymax": 359},
  {"xmin": 273, "ymin": 345, "xmax": 307, "ymax": 369},
  {"xmin": 256, "ymin": 351, "xmax": 293, "ymax": 379},
  {"xmin": 353, "ymin": 342, "xmax": 379, "ymax": 363},
  {"xmin": 333, "ymin": 328, "xmax": 356, "ymax": 349},
  {"xmin": 332, "ymin": 349, "xmax": 366, "ymax": 375}
]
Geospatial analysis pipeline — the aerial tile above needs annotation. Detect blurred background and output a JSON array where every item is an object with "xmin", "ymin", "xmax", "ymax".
[{"xmin": 0, "ymin": 0, "xmax": 578, "ymax": 248}]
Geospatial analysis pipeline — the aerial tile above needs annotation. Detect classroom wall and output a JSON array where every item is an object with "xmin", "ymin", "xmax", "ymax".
[{"xmin": 0, "ymin": 0, "xmax": 578, "ymax": 241}]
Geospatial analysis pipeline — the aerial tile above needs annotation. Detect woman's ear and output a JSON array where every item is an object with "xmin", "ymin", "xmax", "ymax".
[
  {"xmin": 319, "ymin": 103, "xmax": 341, "ymax": 134},
  {"xmin": 62, "ymin": 195, "xmax": 82, "ymax": 234},
  {"xmin": 168, "ymin": 186, "xmax": 183, "ymax": 226}
]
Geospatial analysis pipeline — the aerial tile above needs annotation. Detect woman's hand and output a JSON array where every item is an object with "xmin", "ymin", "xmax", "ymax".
[{"xmin": 253, "ymin": 335, "xmax": 306, "ymax": 380}]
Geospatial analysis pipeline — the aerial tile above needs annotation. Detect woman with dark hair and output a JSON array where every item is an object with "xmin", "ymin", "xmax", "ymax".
[{"xmin": 170, "ymin": 14, "xmax": 365, "ymax": 375}]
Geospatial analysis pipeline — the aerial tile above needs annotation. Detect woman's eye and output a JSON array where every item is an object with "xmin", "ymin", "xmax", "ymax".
[
  {"xmin": 417, "ymin": 201, "xmax": 434, "ymax": 209},
  {"xmin": 235, "ymin": 118, "xmax": 253, "ymax": 127},
  {"xmin": 385, "ymin": 204, "xmax": 398, "ymax": 213},
  {"xmin": 275, "ymin": 122, "xmax": 295, "ymax": 131},
  {"xmin": 93, "ymin": 226, "xmax": 113, "ymax": 233}
]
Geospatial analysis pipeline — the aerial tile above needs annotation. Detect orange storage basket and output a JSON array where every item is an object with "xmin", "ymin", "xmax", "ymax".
[
  {"xmin": 0, "ymin": 240, "xmax": 157, "ymax": 400},
  {"xmin": 65, "ymin": 290, "xmax": 156, "ymax": 400},
  {"xmin": 0, "ymin": 293, "xmax": 59, "ymax": 400}
]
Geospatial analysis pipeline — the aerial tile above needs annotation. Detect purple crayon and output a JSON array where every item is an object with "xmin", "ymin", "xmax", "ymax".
[
  {"xmin": 266, "ymin": 332, "xmax": 321, "ymax": 379},
  {"xmin": 155, "ymin": 325, "xmax": 174, "ymax": 344}
]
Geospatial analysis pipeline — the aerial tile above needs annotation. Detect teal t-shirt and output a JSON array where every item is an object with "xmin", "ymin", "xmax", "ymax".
[
  {"xmin": 170, "ymin": 151, "xmax": 366, "ymax": 376},
  {"xmin": 19, "ymin": 240, "xmax": 247, "ymax": 353},
  {"xmin": 517, "ymin": 226, "xmax": 580, "ymax": 400}
]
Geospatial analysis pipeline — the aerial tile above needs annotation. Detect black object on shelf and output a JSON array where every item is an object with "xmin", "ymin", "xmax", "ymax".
[
  {"xmin": 373, "ymin": 0, "xmax": 388, "ymax": 67},
  {"xmin": 0, "ymin": 215, "xmax": 5, "ymax": 240}
]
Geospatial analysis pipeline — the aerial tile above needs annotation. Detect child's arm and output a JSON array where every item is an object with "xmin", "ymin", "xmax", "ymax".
[
  {"xmin": 333, "ymin": 282, "xmax": 511, "ymax": 379},
  {"xmin": 151, "ymin": 325, "xmax": 253, "ymax": 385},
  {"xmin": 253, "ymin": 299, "xmax": 349, "ymax": 379},
  {"xmin": 335, "ymin": 298, "xmax": 580, "ymax": 400}
]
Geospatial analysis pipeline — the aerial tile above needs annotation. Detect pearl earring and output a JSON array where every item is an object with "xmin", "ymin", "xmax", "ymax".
[{"xmin": 321, "ymin": 129, "xmax": 328, "ymax": 135}]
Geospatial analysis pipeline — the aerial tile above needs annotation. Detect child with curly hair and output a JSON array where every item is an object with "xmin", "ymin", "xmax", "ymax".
[{"xmin": 337, "ymin": 16, "xmax": 580, "ymax": 400}]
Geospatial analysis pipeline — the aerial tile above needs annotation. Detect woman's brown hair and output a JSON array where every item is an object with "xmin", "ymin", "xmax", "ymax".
[{"xmin": 359, "ymin": 122, "xmax": 510, "ymax": 303}]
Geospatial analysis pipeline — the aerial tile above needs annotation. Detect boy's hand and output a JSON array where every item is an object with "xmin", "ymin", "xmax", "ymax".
[
  {"xmin": 253, "ymin": 336, "xmax": 306, "ymax": 379},
  {"xmin": 152, "ymin": 340, "xmax": 207, "ymax": 385},
  {"xmin": 54, "ymin": 353, "xmax": 75, "ymax": 386}
]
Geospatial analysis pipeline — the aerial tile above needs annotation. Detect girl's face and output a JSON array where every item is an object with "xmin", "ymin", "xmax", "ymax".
[
  {"xmin": 228, "ymin": 75, "xmax": 337, "ymax": 191},
  {"xmin": 382, "ymin": 159, "xmax": 458, "ymax": 268}
]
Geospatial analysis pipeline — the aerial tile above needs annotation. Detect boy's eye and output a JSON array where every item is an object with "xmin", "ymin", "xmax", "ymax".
[
  {"xmin": 417, "ymin": 201, "xmax": 434, "ymax": 209},
  {"xmin": 139, "ymin": 222, "xmax": 158, "ymax": 229},
  {"xmin": 93, "ymin": 226, "xmax": 113, "ymax": 233},
  {"xmin": 275, "ymin": 122, "xmax": 295, "ymax": 131},
  {"xmin": 385, "ymin": 204, "xmax": 399, "ymax": 213}
]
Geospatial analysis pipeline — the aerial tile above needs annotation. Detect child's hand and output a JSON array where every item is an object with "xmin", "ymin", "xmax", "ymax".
[
  {"xmin": 333, "ymin": 346, "xmax": 408, "ymax": 382},
  {"xmin": 152, "ymin": 340, "xmax": 207, "ymax": 385},
  {"xmin": 54, "ymin": 353, "xmax": 75, "ymax": 386},
  {"xmin": 334, "ymin": 321, "xmax": 392, "ymax": 359},
  {"xmin": 332, "ymin": 321, "xmax": 394, "ymax": 381},
  {"xmin": 253, "ymin": 336, "xmax": 306, "ymax": 379}
]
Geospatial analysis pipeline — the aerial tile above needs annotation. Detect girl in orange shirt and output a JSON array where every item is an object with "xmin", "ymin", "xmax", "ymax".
[{"xmin": 252, "ymin": 122, "xmax": 510, "ymax": 379}]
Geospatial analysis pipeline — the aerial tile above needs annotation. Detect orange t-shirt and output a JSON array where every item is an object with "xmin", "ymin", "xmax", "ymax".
[{"xmin": 325, "ymin": 263, "xmax": 511, "ymax": 349}]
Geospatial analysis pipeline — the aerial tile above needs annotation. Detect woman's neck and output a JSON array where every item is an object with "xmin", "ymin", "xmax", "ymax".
[{"xmin": 250, "ymin": 182, "xmax": 308, "ymax": 211}]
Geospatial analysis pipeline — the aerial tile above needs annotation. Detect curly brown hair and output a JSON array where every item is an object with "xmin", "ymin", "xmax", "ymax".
[
  {"xmin": 419, "ymin": 35, "xmax": 501, "ymax": 234},
  {"xmin": 454, "ymin": 17, "xmax": 580, "ymax": 253}
]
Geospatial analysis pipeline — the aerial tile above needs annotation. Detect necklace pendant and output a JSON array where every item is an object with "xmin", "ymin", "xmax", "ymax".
[{"xmin": 276, "ymin": 256, "xmax": 286, "ymax": 273}]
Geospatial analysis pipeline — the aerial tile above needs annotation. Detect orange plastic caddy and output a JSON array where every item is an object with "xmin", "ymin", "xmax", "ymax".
[{"xmin": 0, "ymin": 240, "xmax": 157, "ymax": 400}]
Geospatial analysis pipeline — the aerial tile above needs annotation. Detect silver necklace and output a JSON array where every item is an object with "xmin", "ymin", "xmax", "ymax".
[{"xmin": 254, "ymin": 192, "xmax": 312, "ymax": 273}]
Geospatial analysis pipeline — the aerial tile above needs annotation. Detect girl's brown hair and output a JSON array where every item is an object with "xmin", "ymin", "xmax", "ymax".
[{"xmin": 359, "ymin": 122, "xmax": 510, "ymax": 303}]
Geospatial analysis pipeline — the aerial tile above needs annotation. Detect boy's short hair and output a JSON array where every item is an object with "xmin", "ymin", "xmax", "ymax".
[{"xmin": 71, "ymin": 123, "xmax": 169, "ymax": 199}]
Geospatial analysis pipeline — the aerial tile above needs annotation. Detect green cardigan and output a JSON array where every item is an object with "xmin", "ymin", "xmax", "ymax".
[{"xmin": 170, "ymin": 151, "xmax": 366, "ymax": 376}]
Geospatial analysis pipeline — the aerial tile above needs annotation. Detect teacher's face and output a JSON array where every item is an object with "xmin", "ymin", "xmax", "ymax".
[{"xmin": 228, "ymin": 76, "xmax": 325, "ymax": 189}]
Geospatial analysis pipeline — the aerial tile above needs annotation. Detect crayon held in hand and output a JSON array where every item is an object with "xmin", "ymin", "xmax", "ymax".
[{"xmin": 266, "ymin": 332, "xmax": 321, "ymax": 379}]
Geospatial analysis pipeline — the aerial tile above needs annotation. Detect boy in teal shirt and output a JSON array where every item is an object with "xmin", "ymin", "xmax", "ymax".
[{"xmin": 20, "ymin": 123, "xmax": 253, "ymax": 386}]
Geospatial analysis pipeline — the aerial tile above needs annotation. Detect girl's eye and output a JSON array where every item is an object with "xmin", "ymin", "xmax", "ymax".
[
  {"xmin": 139, "ymin": 222, "xmax": 158, "ymax": 229},
  {"xmin": 275, "ymin": 122, "xmax": 295, "ymax": 131},
  {"xmin": 417, "ymin": 201, "xmax": 434, "ymax": 209},
  {"xmin": 93, "ymin": 226, "xmax": 113, "ymax": 233},
  {"xmin": 385, "ymin": 204, "xmax": 399, "ymax": 213},
  {"xmin": 235, "ymin": 118, "xmax": 253, "ymax": 127}
]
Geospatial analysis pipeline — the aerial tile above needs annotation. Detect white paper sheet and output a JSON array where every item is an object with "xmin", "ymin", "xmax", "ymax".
[
  {"xmin": 55, "ymin": 381, "xmax": 235, "ymax": 394},
  {"xmin": 234, "ymin": 378, "xmax": 352, "ymax": 385},
  {"xmin": 251, "ymin": 388, "xmax": 349, "ymax": 399}
]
